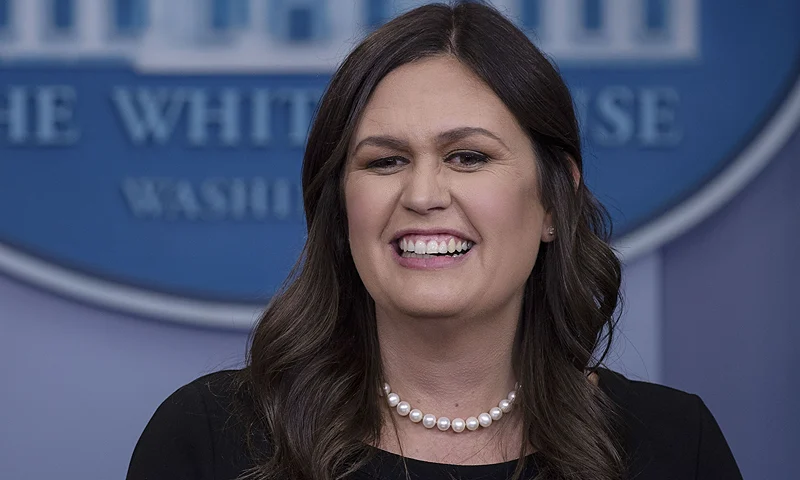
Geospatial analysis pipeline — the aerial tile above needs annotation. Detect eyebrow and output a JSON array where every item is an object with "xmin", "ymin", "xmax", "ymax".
[{"xmin": 351, "ymin": 126, "xmax": 509, "ymax": 155}]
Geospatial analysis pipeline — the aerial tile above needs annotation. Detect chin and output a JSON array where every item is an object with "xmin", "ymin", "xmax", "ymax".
[{"xmin": 387, "ymin": 292, "xmax": 471, "ymax": 319}]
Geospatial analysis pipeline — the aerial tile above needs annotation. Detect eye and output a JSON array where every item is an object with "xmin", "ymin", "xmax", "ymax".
[
  {"xmin": 366, "ymin": 156, "xmax": 408, "ymax": 171},
  {"xmin": 445, "ymin": 151, "xmax": 489, "ymax": 169}
]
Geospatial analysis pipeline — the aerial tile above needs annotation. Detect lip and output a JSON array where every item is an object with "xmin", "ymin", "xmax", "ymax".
[
  {"xmin": 390, "ymin": 243, "xmax": 473, "ymax": 270},
  {"xmin": 388, "ymin": 228, "xmax": 476, "ymax": 270}
]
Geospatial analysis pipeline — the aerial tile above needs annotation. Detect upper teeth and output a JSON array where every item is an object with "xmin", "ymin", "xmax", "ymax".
[{"xmin": 399, "ymin": 236, "xmax": 473, "ymax": 254}]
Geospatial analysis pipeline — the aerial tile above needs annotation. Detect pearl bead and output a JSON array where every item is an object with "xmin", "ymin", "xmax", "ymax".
[
  {"xmin": 437, "ymin": 417, "xmax": 451, "ymax": 431},
  {"xmin": 396, "ymin": 401, "xmax": 411, "ymax": 416},
  {"xmin": 452, "ymin": 418, "xmax": 466, "ymax": 433},
  {"xmin": 465, "ymin": 416, "xmax": 480, "ymax": 431},
  {"xmin": 409, "ymin": 409, "xmax": 423, "ymax": 423},
  {"xmin": 384, "ymin": 382, "xmax": 519, "ymax": 433},
  {"xmin": 489, "ymin": 407, "xmax": 503, "ymax": 421},
  {"xmin": 422, "ymin": 414, "xmax": 437, "ymax": 429},
  {"xmin": 478, "ymin": 412, "xmax": 492, "ymax": 427}
]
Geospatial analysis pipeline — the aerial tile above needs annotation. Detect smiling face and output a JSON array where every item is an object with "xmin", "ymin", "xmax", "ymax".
[{"xmin": 344, "ymin": 56, "xmax": 553, "ymax": 320}]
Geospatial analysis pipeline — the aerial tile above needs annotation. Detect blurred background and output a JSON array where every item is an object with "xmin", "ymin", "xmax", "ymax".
[{"xmin": 0, "ymin": 0, "xmax": 797, "ymax": 478}]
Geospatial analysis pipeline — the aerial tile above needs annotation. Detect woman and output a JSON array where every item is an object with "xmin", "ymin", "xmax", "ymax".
[{"xmin": 127, "ymin": 3, "xmax": 742, "ymax": 480}]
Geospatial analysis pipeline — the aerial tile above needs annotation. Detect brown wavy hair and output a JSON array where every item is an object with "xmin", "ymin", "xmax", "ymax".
[{"xmin": 235, "ymin": 2, "xmax": 626, "ymax": 479}]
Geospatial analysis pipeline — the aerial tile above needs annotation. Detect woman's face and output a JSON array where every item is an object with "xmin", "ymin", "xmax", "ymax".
[{"xmin": 344, "ymin": 56, "xmax": 552, "ymax": 320}]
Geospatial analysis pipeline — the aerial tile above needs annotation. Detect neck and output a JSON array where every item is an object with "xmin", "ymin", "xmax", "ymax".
[{"xmin": 376, "ymin": 302, "xmax": 520, "ymax": 423}]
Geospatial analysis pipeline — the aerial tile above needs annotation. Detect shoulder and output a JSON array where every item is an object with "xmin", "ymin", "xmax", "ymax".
[
  {"xmin": 596, "ymin": 368, "xmax": 742, "ymax": 479},
  {"xmin": 597, "ymin": 367, "xmax": 700, "ymax": 425},
  {"xmin": 182, "ymin": 369, "xmax": 243, "ymax": 413},
  {"xmin": 147, "ymin": 369, "xmax": 243, "ymax": 439},
  {"xmin": 127, "ymin": 370, "xmax": 255, "ymax": 480},
  {"xmin": 157, "ymin": 369, "xmax": 240, "ymax": 411}
]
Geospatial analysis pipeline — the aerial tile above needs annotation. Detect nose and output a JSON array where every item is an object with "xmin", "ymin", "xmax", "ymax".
[{"xmin": 399, "ymin": 159, "xmax": 451, "ymax": 214}]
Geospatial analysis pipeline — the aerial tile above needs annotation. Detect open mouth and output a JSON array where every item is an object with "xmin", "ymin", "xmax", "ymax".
[{"xmin": 394, "ymin": 235, "xmax": 474, "ymax": 258}]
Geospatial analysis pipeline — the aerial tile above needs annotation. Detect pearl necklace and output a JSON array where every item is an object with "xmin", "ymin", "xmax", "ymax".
[{"xmin": 381, "ymin": 382, "xmax": 519, "ymax": 433}]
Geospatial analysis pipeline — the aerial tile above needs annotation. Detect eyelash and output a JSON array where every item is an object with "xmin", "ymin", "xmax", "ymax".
[{"xmin": 366, "ymin": 151, "xmax": 490, "ymax": 171}]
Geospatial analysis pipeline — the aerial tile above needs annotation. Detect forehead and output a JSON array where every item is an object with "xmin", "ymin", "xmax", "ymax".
[{"xmin": 352, "ymin": 56, "xmax": 528, "ymax": 144}]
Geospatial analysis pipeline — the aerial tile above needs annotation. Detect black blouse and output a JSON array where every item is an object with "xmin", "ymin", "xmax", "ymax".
[{"xmin": 126, "ymin": 368, "xmax": 742, "ymax": 479}]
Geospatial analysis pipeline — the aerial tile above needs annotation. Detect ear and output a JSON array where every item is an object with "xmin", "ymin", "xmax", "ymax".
[
  {"xmin": 568, "ymin": 155, "xmax": 581, "ymax": 191},
  {"xmin": 541, "ymin": 211, "xmax": 556, "ymax": 243},
  {"xmin": 542, "ymin": 155, "xmax": 581, "ymax": 243}
]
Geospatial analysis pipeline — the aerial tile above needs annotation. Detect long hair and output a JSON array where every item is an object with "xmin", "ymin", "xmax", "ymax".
[{"xmin": 235, "ymin": 3, "xmax": 626, "ymax": 479}]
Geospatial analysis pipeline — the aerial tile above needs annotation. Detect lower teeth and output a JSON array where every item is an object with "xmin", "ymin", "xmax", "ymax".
[{"xmin": 401, "ymin": 252, "xmax": 465, "ymax": 258}]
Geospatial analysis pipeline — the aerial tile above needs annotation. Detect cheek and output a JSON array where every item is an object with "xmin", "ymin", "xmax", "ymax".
[
  {"xmin": 460, "ymin": 174, "xmax": 543, "ymax": 288},
  {"xmin": 465, "ymin": 177, "xmax": 541, "ymax": 239},
  {"xmin": 344, "ymin": 176, "xmax": 393, "ymax": 251}
]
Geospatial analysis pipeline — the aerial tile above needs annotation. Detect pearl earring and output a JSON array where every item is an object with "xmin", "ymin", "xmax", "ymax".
[{"xmin": 548, "ymin": 226, "xmax": 555, "ymax": 236}]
